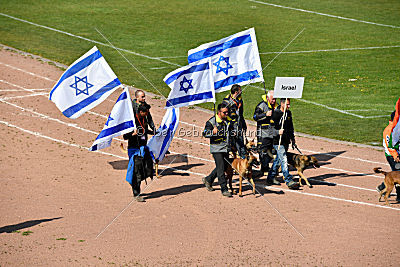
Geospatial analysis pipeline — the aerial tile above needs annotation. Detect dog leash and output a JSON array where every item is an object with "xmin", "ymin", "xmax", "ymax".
[{"xmin": 293, "ymin": 143, "xmax": 303, "ymax": 155}]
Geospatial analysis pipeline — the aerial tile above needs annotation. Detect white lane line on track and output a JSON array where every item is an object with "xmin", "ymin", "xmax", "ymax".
[
  {"xmin": 0, "ymin": 62, "xmax": 57, "ymax": 82},
  {"xmin": 0, "ymin": 89, "xmax": 50, "ymax": 92},
  {"xmin": 301, "ymin": 149, "xmax": 386, "ymax": 165},
  {"xmin": 0, "ymin": 93, "xmax": 48, "ymax": 100},
  {"xmin": 261, "ymin": 185, "xmax": 400, "ymax": 211},
  {"xmin": 319, "ymin": 165, "xmax": 381, "ymax": 179},
  {"xmin": 1, "ymin": 118, "xmax": 398, "ymax": 211},
  {"xmin": 0, "ymin": 13, "xmax": 181, "ymax": 67},
  {"xmin": 0, "ymin": 79, "xmax": 35, "ymax": 92},
  {"xmin": 308, "ymin": 180, "xmax": 376, "ymax": 192},
  {"xmin": 249, "ymin": 0, "xmax": 400, "ymax": 29}
]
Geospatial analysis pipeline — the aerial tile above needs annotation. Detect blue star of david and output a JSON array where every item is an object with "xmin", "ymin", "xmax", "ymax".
[
  {"xmin": 70, "ymin": 76, "xmax": 93, "ymax": 96},
  {"xmin": 179, "ymin": 76, "xmax": 193, "ymax": 94},
  {"xmin": 213, "ymin": 55, "xmax": 233, "ymax": 75},
  {"xmin": 105, "ymin": 115, "xmax": 114, "ymax": 126}
]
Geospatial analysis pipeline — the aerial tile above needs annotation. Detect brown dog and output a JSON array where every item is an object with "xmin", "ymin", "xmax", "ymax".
[
  {"xmin": 120, "ymin": 143, "xmax": 160, "ymax": 178},
  {"xmin": 226, "ymin": 154, "xmax": 259, "ymax": 197},
  {"xmin": 287, "ymin": 152, "xmax": 319, "ymax": 188},
  {"xmin": 230, "ymin": 138, "xmax": 257, "ymax": 159},
  {"xmin": 245, "ymin": 138, "xmax": 257, "ymax": 153},
  {"xmin": 374, "ymin": 167, "xmax": 400, "ymax": 205}
]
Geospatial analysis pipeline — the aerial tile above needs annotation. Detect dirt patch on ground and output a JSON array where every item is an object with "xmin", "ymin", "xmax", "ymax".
[{"xmin": 0, "ymin": 48, "xmax": 399, "ymax": 266}]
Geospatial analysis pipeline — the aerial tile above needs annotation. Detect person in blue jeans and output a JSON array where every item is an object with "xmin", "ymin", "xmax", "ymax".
[{"xmin": 266, "ymin": 98, "xmax": 299, "ymax": 189}]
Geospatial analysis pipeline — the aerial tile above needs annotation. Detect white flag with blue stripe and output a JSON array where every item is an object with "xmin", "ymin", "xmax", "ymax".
[
  {"xmin": 164, "ymin": 58, "xmax": 215, "ymax": 108},
  {"xmin": 147, "ymin": 107, "xmax": 179, "ymax": 162},
  {"xmin": 49, "ymin": 46, "xmax": 121, "ymax": 119},
  {"xmin": 187, "ymin": 28, "xmax": 264, "ymax": 93},
  {"xmin": 89, "ymin": 88, "xmax": 136, "ymax": 151}
]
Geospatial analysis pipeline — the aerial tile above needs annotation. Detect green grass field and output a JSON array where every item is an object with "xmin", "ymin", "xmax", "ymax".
[{"xmin": 1, "ymin": 0, "xmax": 399, "ymax": 145}]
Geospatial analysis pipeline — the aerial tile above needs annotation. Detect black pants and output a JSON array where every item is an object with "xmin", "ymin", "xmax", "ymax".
[
  {"xmin": 258, "ymin": 137, "xmax": 273, "ymax": 172},
  {"xmin": 233, "ymin": 133, "xmax": 247, "ymax": 159},
  {"xmin": 378, "ymin": 156, "xmax": 400, "ymax": 198},
  {"xmin": 205, "ymin": 152, "xmax": 230, "ymax": 192},
  {"xmin": 131, "ymin": 174, "xmax": 142, "ymax": 197}
]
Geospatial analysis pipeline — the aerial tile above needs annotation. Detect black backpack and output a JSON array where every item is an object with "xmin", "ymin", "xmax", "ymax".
[{"xmin": 133, "ymin": 151, "xmax": 154, "ymax": 183}]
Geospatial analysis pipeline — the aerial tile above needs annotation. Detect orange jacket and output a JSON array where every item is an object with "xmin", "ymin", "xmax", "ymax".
[{"xmin": 383, "ymin": 121, "xmax": 399, "ymax": 158}]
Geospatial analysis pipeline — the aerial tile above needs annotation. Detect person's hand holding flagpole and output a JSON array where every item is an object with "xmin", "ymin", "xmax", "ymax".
[{"xmin": 278, "ymin": 98, "xmax": 288, "ymax": 148}]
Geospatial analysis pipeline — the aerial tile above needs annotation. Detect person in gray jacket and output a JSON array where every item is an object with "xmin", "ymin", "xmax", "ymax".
[
  {"xmin": 253, "ymin": 90, "xmax": 279, "ymax": 184},
  {"xmin": 202, "ymin": 103, "xmax": 234, "ymax": 197}
]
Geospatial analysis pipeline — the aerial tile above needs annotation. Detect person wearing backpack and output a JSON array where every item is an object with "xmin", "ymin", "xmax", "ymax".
[{"xmin": 123, "ymin": 104, "xmax": 154, "ymax": 202}]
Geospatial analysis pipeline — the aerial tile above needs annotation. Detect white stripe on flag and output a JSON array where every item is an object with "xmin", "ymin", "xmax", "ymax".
[
  {"xmin": 89, "ymin": 87, "xmax": 136, "ymax": 151},
  {"xmin": 49, "ymin": 46, "xmax": 121, "ymax": 119},
  {"xmin": 164, "ymin": 59, "xmax": 215, "ymax": 108},
  {"xmin": 187, "ymin": 28, "xmax": 264, "ymax": 93},
  {"xmin": 147, "ymin": 108, "xmax": 180, "ymax": 161}
]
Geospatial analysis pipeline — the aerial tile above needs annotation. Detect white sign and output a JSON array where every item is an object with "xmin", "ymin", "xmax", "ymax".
[{"xmin": 273, "ymin": 77, "xmax": 304, "ymax": 99}]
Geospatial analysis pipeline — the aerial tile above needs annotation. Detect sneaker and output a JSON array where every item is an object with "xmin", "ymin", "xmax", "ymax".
[
  {"xmin": 287, "ymin": 180, "xmax": 300, "ymax": 190},
  {"xmin": 266, "ymin": 178, "xmax": 280, "ymax": 186},
  {"xmin": 222, "ymin": 191, "xmax": 233, "ymax": 197},
  {"xmin": 135, "ymin": 196, "xmax": 146, "ymax": 202},
  {"xmin": 202, "ymin": 177, "xmax": 214, "ymax": 192},
  {"xmin": 376, "ymin": 183, "xmax": 385, "ymax": 193}
]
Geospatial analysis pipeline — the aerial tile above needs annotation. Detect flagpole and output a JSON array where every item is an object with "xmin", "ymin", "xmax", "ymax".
[
  {"xmin": 278, "ymin": 98, "xmax": 287, "ymax": 148},
  {"xmin": 213, "ymin": 102, "xmax": 216, "ymax": 117},
  {"xmin": 263, "ymin": 81, "xmax": 267, "ymax": 95}
]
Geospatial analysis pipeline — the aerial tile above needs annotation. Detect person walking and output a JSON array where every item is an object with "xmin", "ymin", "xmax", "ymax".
[
  {"xmin": 222, "ymin": 84, "xmax": 247, "ymax": 158},
  {"xmin": 266, "ymin": 98, "xmax": 299, "ymax": 189},
  {"xmin": 202, "ymin": 103, "xmax": 234, "ymax": 197},
  {"xmin": 132, "ymin": 89, "xmax": 156, "ymax": 133},
  {"xmin": 253, "ymin": 90, "xmax": 279, "ymax": 184},
  {"xmin": 123, "ymin": 104, "xmax": 154, "ymax": 202},
  {"xmin": 376, "ymin": 111, "xmax": 400, "ymax": 202}
]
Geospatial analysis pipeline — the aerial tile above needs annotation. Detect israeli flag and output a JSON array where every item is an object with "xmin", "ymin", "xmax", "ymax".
[
  {"xmin": 49, "ymin": 46, "xmax": 121, "ymax": 119},
  {"xmin": 187, "ymin": 28, "xmax": 264, "ymax": 93},
  {"xmin": 89, "ymin": 88, "xmax": 136, "ymax": 151},
  {"xmin": 164, "ymin": 58, "xmax": 215, "ymax": 108},
  {"xmin": 147, "ymin": 107, "xmax": 179, "ymax": 162}
]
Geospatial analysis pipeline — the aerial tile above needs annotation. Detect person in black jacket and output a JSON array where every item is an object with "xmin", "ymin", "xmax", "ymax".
[
  {"xmin": 132, "ymin": 89, "xmax": 156, "ymax": 133},
  {"xmin": 202, "ymin": 103, "xmax": 234, "ymax": 197},
  {"xmin": 253, "ymin": 90, "xmax": 278, "ymax": 181},
  {"xmin": 123, "ymin": 104, "xmax": 153, "ymax": 202},
  {"xmin": 222, "ymin": 84, "xmax": 247, "ymax": 158},
  {"xmin": 266, "ymin": 98, "xmax": 299, "ymax": 189}
]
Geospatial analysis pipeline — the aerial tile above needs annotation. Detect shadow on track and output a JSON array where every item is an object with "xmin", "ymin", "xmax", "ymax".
[
  {"xmin": 146, "ymin": 183, "xmax": 204, "ymax": 201},
  {"xmin": 0, "ymin": 217, "xmax": 63, "ymax": 234}
]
